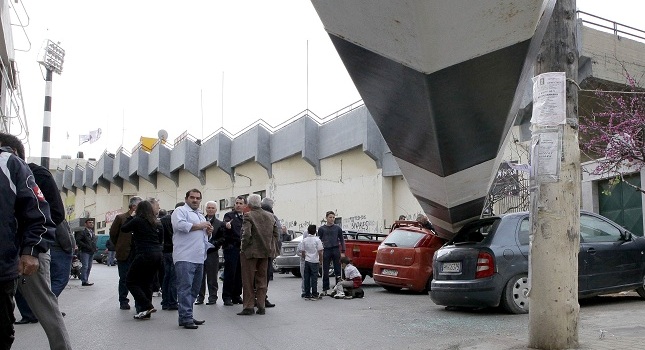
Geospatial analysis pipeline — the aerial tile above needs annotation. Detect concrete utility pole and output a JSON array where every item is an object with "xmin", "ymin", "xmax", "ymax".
[{"xmin": 528, "ymin": 0, "xmax": 580, "ymax": 349}]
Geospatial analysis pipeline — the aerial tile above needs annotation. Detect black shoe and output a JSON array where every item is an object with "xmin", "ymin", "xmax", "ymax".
[
  {"xmin": 233, "ymin": 298, "xmax": 243, "ymax": 304},
  {"xmin": 237, "ymin": 308, "xmax": 255, "ymax": 316},
  {"xmin": 120, "ymin": 303, "xmax": 131, "ymax": 310},
  {"xmin": 81, "ymin": 282, "xmax": 94, "ymax": 286},
  {"xmin": 179, "ymin": 322, "xmax": 198, "ymax": 329},
  {"xmin": 193, "ymin": 319, "xmax": 206, "ymax": 325},
  {"xmin": 195, "ymin": 300, "xmax": 204, "ymax": 305},
  {"xmin": 265, "ymin": 299, "xmax": 275, "ymax": 308},
  {"xmin": 14, "ymin": 318, "xmax": 38, "ymax": 325},
  {"xmin": 206, "ymin": 300, "xmax": 216, "ymax": 305},
  {"xmin": 223, "ymin": 300, "xmax": 234, "ymax": 306},
  {"xmin": 256, "ymin": 308, "xmax": 266, "ymax": 315},
  {"xmin": 61, "ymin": 312, "xmax": 66, "ymax": 317}
]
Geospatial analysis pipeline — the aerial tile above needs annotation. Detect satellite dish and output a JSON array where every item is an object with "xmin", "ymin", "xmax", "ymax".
[{"xmin": 158, "ymin": 129, "xmax": 168, "ymax": 141}]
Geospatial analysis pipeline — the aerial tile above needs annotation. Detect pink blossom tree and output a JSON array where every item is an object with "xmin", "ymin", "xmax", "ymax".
[{"xmin": 579, "ymin": 73, "xmax": 645, "ymax": 194}]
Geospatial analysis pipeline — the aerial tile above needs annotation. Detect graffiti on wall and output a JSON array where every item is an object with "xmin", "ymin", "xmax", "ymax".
[
  {"xmin": 105, "ymin": 209, "xmax": 122, "ymax": 224},
  {"xmin": 342, "ymin": 214, "xmax": 378, "ymax": 232}
]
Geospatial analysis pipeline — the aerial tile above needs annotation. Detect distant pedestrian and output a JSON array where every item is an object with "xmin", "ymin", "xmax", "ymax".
[
  {"xmin": 398, "ymin": 214, "xmax": 406, "ymax": 220},
  {"xmin": 222, "ymin": 196, "xmax": 246, "ymax": 306},
  {"xmin": 318, "ymin": 211, "xmax": 346, "ymax": 296},
  {"xmin": 196, "ymin": 201, "xmax": 224, "ymax": 305},
  {"xmin": 106, "ymin": 238, "xmax": 116, "ymax": 266},
  {"xmin": 300, "ymin": 225, "xmax": 323, "ymax": 301},
  {"xmin": 172, "ymin": 189, "xmax": 213, "ymax": 329},
  {"xmin": 121, "ymin": 200, "xmax": 164, "ymax": 320},
  {"xmin": 416, "ymin": 214, "xmax": 435, "ymax": 232},
  {"xmin": 75, "ymin": 219, "xmax": 98, "ymax": 286},
  {"xmin": 297, "ymin": 230, "xmax": 309, "ymax": 297},
  {"xmin": 109, "ymin": 196, "xmax": 142, "ymax": 310}
]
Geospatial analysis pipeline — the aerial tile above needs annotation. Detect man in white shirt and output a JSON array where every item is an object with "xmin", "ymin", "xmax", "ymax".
[{"xmin": 171, "ymin": 189, "xmax": 213, "ymax": 329}]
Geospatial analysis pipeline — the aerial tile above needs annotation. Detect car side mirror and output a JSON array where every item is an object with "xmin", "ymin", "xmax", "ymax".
[{"xmin": 621, "ymin": 231, "xmax": 632, "ymax": 241}]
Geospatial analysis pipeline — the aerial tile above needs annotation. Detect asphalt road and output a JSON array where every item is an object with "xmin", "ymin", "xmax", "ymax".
[{"xmin": 11, "ymin": 264, "xmax": 645, "ymax": 350}]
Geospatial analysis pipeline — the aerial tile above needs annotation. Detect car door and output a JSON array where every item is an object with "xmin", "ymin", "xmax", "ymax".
[{"xmin": 579, "ymin": 214, "xmax": 640, "ymax": 292}]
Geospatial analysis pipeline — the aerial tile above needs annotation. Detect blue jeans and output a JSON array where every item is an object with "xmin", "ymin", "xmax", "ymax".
[
  {"xmin": 79, "ymin": 251, "xmax": 93, "ymax": 284},
  {"xmin": 322, "ymin": 248, "xmax": 341, "ymax": 291},
  {"xmin": 107, "ymin": 251, "xmax": 116, "ymax": 266},
  {"xmin": 161, "ymin": 253, "xmax": 177, "ymax": 308},
  {"xmin": 50, "ymin": 249, "xmax": 72, "ymax": 297},
  {"xmin": 174, "ymin": 261, "xmax": 203, "ymax": 325},
  {"xmin": 303, "ymin": 261, "xmax": 319, "ymax": 297}
]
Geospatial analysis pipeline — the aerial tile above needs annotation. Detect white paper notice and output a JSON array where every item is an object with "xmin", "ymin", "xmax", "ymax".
[
  {"xmin": 537, "ymin": 130, "xmax": 560, "ymax": 181},
  {"xmin": 531, "ymin": 72, "xmax": 566, "ymax": 125}
]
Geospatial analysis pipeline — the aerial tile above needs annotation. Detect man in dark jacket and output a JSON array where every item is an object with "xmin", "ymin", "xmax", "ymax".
[
  {"xmin": 12, "ymin": 146, "xmax": 75, "ymax": 350},
  {"xmin": 0, "ymin": 134, "xmax": 56, "ymax": 349},
  {"xmin": 222, "ymin": 195, "xmax": 246, "ymax": 306},
  {"xmin": 76, "ymin": 219, "xmax": 98, "ymax": 286},
  {"xmin": 160, "ymin": 202, "xmax": 183, "ymax": 311},
  {"xmin": 196, "ymin": 201, "xmax": 225, "ymax": 305},
  {"xmin": 109, "ymin": 196, "xmax": 142, "ymax": 310}
]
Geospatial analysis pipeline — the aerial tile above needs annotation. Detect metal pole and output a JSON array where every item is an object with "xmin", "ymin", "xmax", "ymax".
[{"xmin": 41, "ymin": 68, "xmax": 53, "ymax": 169}]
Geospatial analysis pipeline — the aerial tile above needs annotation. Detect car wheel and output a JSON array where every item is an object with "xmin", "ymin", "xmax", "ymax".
[
  {"xmin": 291, "ymin": 268, "xmax": 301, "ymax": 278},
  {"xmin": 383, "ymin": 286, "xmax": 402, "ymax": 292},
  {"xmin": 501, "ymin": 274, "xmax": 530, "ymax": 314},
  {"xmin": 636, "ymin": 275, "xmax": 645, "ymax": 299}
]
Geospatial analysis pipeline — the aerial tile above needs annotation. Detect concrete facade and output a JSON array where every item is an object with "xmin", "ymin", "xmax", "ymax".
[{"xmin": 44, "ymin": 106, "xmax": 424, "ymax": 235}]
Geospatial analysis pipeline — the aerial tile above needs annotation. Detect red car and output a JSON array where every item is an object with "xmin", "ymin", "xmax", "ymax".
[{"xmin": 373, "ymin": 221, "xmax": 448, "ymax": 293}]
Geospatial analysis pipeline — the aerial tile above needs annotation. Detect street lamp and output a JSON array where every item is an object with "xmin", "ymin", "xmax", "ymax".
[
  {"xmin": 235, "ymin": 172, "xmax": 252, "ymax": 186},
  {"xmin": 37, "ymin": 40, "xmax": 65, "ymax": 170}
]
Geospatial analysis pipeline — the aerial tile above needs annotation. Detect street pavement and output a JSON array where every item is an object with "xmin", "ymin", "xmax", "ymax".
[{"xmin": 11, "ymin": 264, "xmax": 645, "ymax": 350}]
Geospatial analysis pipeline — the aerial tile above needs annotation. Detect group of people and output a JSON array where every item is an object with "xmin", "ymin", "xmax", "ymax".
[
  {"xmin": 108, "ymin": 189, "xmax": 282, "ymax": 329},
  {"xmin": 296, "ymin": 210, "xmax": 363, "ymax": 301}
]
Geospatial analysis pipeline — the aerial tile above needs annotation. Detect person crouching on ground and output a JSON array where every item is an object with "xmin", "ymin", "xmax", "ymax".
[
  {"xmin": 331, "ymin": 256, "xmax": 362, "ymax": 299},
  {"xmin": 300, "ymin": 224, "xmax": 323, "ymax": 301},
  {"xmin": 120, "ymin": 199, "xmax": 164, "ymax": 320}
]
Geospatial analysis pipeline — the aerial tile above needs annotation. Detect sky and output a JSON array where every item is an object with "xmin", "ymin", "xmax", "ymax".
[{"xmin": 7, "ymin": 0, "xmax": 645, "ymax": 160}]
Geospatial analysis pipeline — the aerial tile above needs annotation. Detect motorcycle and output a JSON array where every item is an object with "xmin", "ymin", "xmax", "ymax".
[{"xmin": 70, "ymin": 253, "xmax": 82, "ymax": 279}]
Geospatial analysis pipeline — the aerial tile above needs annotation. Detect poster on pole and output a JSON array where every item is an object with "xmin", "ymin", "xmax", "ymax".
[
  {"xmin": 531, "ymin": 72, "xmax": 566, "ymax": 125},
  {"xmin": 531, "ymin": 127, "xmax": 562, "ymax": 183}
]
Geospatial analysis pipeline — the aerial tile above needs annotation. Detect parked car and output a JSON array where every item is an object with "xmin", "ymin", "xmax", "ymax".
[
  {"xmin": 430, "ymin": 211, "xmax": 645, "ymax": 314},
  {"xmin": 373, "ymin": 221, "xmax": 448, "ymax": 293},
  {"xmin": 273, "ymin": 231, "xmax": 304, "ymax": 277},
  {"xmin": 344, "ymin": 232, "xmax": 388, "ymax": 279}
]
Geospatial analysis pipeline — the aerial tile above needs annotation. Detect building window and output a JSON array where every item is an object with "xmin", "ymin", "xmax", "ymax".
[{"xmin": 253, "ymin": 190, "xmax": 266, "ymax": 199}]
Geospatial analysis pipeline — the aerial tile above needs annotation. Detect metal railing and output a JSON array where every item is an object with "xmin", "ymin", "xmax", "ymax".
[{"xmin": 577, "ymin": 11, "xmax": 645, "ymax": 42}]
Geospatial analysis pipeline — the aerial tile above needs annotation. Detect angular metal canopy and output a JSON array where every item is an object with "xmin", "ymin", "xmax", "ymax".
[{"xmin": 312, "ymin": 0, "xmax": 555, "ymax": 233}]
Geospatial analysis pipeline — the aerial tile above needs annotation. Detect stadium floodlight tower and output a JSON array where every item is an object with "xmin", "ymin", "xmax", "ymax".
[{"xmin": 37, "ymin": 39, "xmax": 65, "ymax": 170}]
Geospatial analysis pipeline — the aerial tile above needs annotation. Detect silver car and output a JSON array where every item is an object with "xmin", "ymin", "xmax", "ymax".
[{"xmin": 274, "ymin": 232, "xmax": 303, "ymax": 277}]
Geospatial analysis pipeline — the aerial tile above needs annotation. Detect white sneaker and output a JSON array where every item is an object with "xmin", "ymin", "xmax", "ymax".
[{"xmin": 334, "ymin": 292, "xmax": 345, "ymax": 299}]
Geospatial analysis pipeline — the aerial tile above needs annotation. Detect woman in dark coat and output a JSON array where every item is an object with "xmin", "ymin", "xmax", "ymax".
[{"xmin": 121, "ymin": 200, "xmax": 164, "ymax": 320}]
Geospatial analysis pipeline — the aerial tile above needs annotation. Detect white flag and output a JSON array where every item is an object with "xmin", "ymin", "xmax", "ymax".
[
  {"xmin": 79, "ymin": 134, "xmax": 91, "ymax": 145},
  {"xmin": 79, "ymin": 128, "xmax": 102, "ymax": 145},
  {"xmin": 89, "ymin": 128, "xmax": 102, "ymax": 143}
]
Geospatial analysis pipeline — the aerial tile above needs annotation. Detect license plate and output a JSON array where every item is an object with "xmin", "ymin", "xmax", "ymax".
[
  {"xmin": 442, "ymin": 262, "xmax": 461, "ymax": 273},
  {"xmin": 283, "ymin": 247, "xmax": 295, "ymax": 254},
  {"xmin": 382, "ymin": 269, "xmax": 398, "ymax": 276}
]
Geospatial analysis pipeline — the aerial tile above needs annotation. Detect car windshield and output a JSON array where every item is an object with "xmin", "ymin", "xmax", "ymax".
[
  {"xmin": 381, "ymin": 229, "xmax": 425, "ymax": 248},
  {"xmin": 450, "ymin": 218, "xmax": 500, "ymax": 245}
]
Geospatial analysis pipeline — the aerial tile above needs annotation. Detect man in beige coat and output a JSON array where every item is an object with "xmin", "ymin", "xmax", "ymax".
[{"xmin": 237, "ymin": 194, "xmax": 279, "ymax": 315}]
